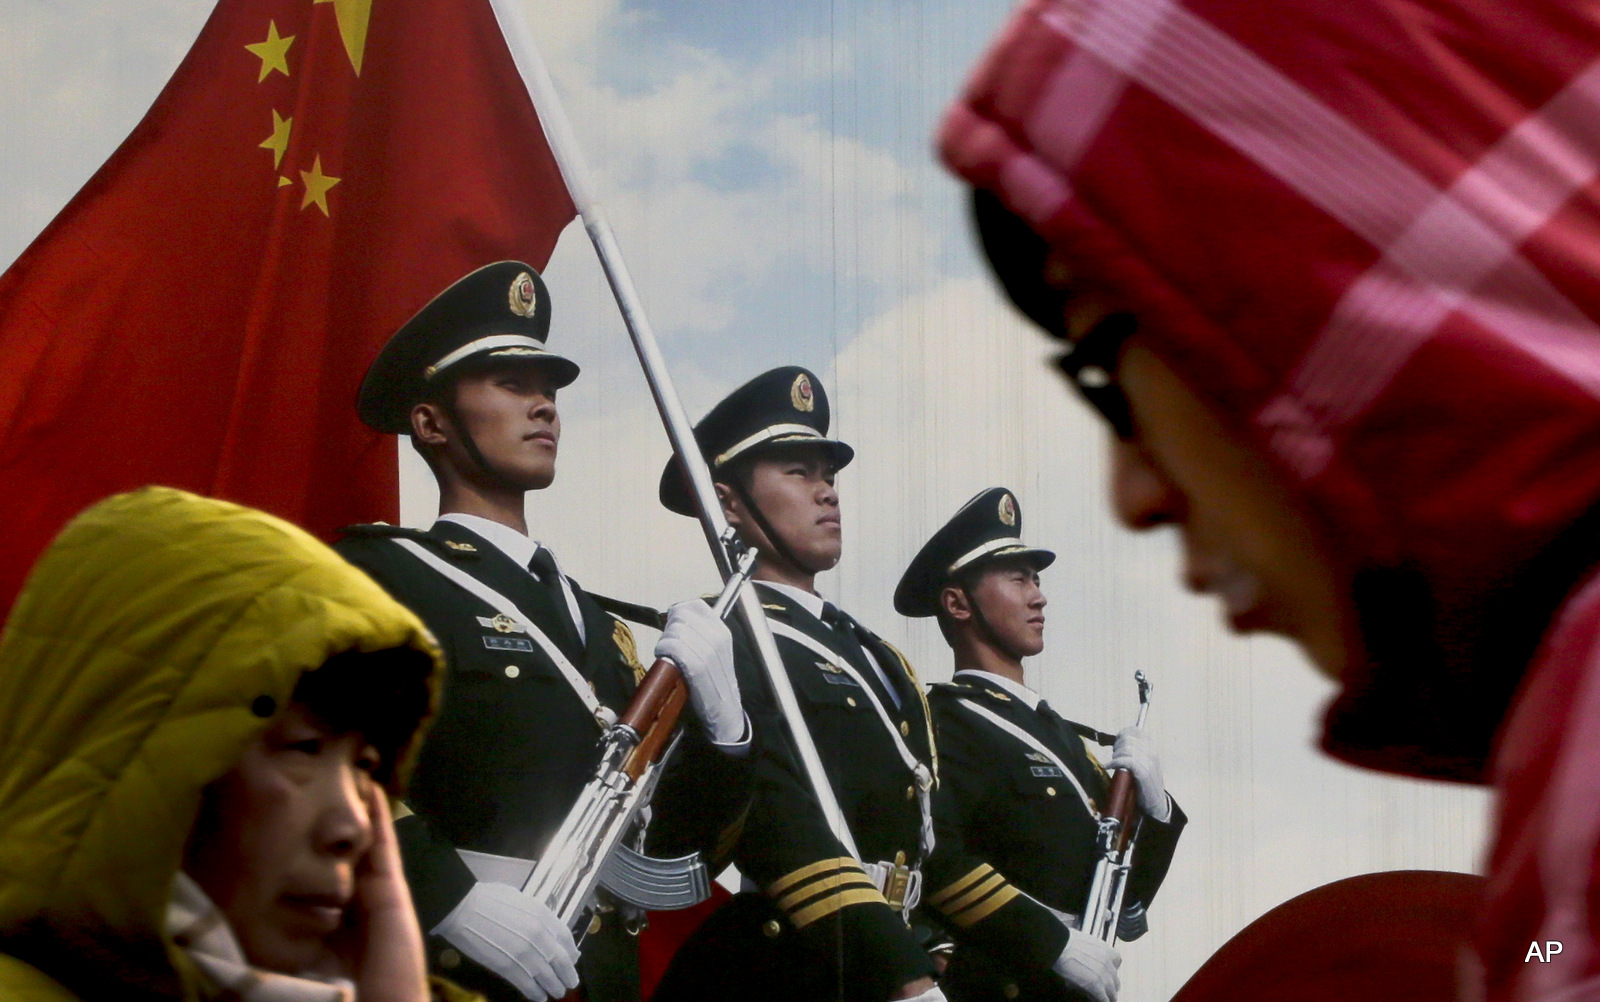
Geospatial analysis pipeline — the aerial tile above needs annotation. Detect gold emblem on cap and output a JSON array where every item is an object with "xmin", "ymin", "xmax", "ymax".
[
  {"xmin": 791, "ymin": 372, "xmax": 815, "ymax": 412},
  {"xmin": 509, "ymin": 271, "xmax": 539, "ymax": 318},
  {"xmin": 998, "ymin": 493, "xmax": 1017, "ymax": 526}
]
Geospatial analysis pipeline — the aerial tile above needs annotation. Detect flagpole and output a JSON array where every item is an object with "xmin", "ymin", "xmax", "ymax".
[{"xmin": 485, "ymin": 0, "xmax": 857, "ymax": 858}]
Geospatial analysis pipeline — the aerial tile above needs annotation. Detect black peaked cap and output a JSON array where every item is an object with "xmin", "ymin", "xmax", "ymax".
[
  {"xmin": 659, "ymin": 366, "xmax": 855, "ymax": 517},
  {"xmin": 894, "ymin": 487, "xmax": 1056, "ymax": 617},
  {"xmin": 357, "ymin": 261, "xmax": 580, "ymax": 434}
]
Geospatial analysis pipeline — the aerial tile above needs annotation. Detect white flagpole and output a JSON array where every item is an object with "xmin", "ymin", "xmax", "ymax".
[{"xmin": 485, "ymin": 0, "xmax": 858, "ymax": 858}]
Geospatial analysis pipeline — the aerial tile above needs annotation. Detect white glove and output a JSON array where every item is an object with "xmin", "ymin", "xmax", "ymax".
[
  {"xmin": 1053, "ymin": 930, "xmax": 1122, "ymax": 1002},
  {"xmin": 656, "ymin": 600, "xmax": 746, "ymax": 746},
  {"xmin": 1108, "ymin": 726, "xmax": 1170, "ymax": 821},
  {"xmin": 432, "ymin": 881, "xmax": 580, "ymax": 1001},
  {"xmin": 898, "ymin": 985, "xmax": 949, "ymax": 1002}
]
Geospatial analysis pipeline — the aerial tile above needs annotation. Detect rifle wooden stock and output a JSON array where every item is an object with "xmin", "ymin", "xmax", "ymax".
[
  {"xmin": 1105, "ymin": 769, "xmax": 1140, "ymax": 851},
  {"xmin": 620, "ymin": 658, "xmax": 689, "ymax": 781}
]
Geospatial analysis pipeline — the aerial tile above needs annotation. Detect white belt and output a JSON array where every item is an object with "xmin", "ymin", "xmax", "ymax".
[{"xmin": 862, "ymin": 860, "xmax": 923, "ymax": 919}]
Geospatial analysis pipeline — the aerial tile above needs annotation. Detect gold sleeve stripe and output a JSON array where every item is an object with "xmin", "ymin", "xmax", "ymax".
[
  {"xmin": 926, "ymin": 863, "xmax": 994, "ymax": 907},
  {"xmin": 948, "ymin": 884, "xmax": 1021, "ymax": 928},
  {"xmin": 940, "ymin": 873, "xmax": 1008, "ymax": 915},
  {"xmin": 776, "ymin": 872, "xmax": 879, "ymax": 912},
  {"xmin": 767, "ymin": 857, "xmax": 859, "ymax": 897},
  {"xmin": 790, "ymin": 887, "xmax": 890, "ymax": 929}
]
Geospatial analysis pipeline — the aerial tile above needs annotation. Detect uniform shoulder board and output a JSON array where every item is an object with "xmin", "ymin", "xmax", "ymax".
[
  {"xmin": 589, "ymin": 592, "xmax": 668, "ymax": 631},
  {"xmin": 339, "ymin": 523, "xmax": 482, "ymax": 558},
  {"xmin": 1070, "ymin": 721, "xmax": 1119, "ymax": 746},
  {"xmin": 340, "ymin": 522, "xmax": 437, "ymax": 542}
]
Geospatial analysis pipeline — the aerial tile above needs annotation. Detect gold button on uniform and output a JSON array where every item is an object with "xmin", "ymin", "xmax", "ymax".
[
  {"xmin": 588, "ymin": 914, "xmax": 604, "ymax": 936},
  {"xmin": 504, "ymin": 665, "xmax": 520, "ymax": 678},
  {"xmin": 906, "ymin": 785, "xmax": 916, "ymax": 801},
  {"xmin": 439, "ymin": 948, "xmax": 461, "ymax": 970},
  {"xmin": 1046, "ymin": 786, "xmax": 1057, "ymax": 797},
  {"xmin": 762, "ymin": 919, "xmax": 782, "ymax": 939},
  {"xmin": 899, "ymin": 720, "xmax": 910, "ymax": 737},
  {"xmin": 846, "ymin": 696, "xmax": 857, "ymax": 708},
  {"xmin": 1003, "ymin": 983, "xmax": 1020, "ymax": 999}
]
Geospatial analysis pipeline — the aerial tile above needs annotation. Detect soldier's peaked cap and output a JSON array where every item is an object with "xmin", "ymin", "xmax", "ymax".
[
  {"xmin": 659, "ymin": 366, "xmax": 855, "ymax": 516},
  {"xmin": 357, "ymin": 261, "xmax": 580, "ymax": 434},
  {"xmin": 894, "ymin": 487, "xmax": 1056, "ymax": 617}
]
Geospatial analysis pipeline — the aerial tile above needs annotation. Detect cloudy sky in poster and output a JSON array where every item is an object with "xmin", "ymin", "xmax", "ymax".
[{"xmin": 0, "ymin": 2, "xmax": 1489, "ymax": 995}]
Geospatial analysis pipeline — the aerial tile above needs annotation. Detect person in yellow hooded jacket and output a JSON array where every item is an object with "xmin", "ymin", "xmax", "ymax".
[{"xmin": 0, "ymin": 486, "xmax": 495, "ymax": 1002}]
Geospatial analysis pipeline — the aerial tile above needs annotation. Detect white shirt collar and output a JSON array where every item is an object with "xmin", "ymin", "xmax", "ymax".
[
  {"xmin": 437, "ymin": 512, "xmax": 539, "ymax": 569},
  {"xmin": 759, "ymin": 580, "xmax": 828, "ymax": 620},
  {"xmin": 435, "ymin": 513, "xmax": 586, "ymax": 645},
  {"xmin": 954, "ymin": 669, "xmax": 1043, "ymax": 711}
]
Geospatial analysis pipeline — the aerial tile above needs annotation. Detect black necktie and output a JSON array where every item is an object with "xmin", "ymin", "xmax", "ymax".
[
  {"xmin": 822, "ymin": 602, "xmax": 902, "ymax": 710},
  {"xmin": 527, "ymin": 546, "xmax": 580, "ymax": 656}
]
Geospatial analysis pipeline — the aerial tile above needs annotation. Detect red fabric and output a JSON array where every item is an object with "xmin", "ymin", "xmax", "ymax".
[
  {"xmin": 1169, "ymin": 870, "xmax": 1481, "ymax": 1002},
  {"xmin": 940, "ymin": 0, "xmax": 1600, "ymax": 997},
  {"xmin": 0, "ymin": 0, "xmax": 575, "ymax": 620},
  {"xmin": 639, "ymin": 883, "xmax": 732, "ymax": 1001}
]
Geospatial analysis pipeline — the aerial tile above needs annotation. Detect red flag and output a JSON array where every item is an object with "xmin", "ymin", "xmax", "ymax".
[{"xmin": 0, "ymin": 0, "xmax": 575, "ymax": 616}]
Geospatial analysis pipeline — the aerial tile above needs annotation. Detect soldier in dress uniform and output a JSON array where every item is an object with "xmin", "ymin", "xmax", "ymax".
[
  {"xmin": 896, "ymin": 488, "xmax": 1186, "ymax": 1002},
  {"xmin": 335, "ymin": 261, "xmax": 752, "ymax": 1002},
  {"xmin": 647, "ymin": 369, "xmax": 1082, "ymax": 1002}
]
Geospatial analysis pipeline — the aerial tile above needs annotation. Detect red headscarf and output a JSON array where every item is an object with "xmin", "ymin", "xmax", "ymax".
[{"xmin": 941, "ymin": 0, "xmax": 1600, "ymax": 781}]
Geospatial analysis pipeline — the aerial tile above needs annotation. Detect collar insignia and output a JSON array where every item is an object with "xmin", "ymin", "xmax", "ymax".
[
  {"xmin": 816, "ymin": 661, "xmax": 844, "ymax": 674},
  {"xmin": 987, "ymin": 689, "xmax": 1012, "ymax": 701},
  {"xmin": 443, "ymin": 540, "xmax": 477, "ymax": 553},
  {"xmin": 1026, "ymin": 751, "xmax": 1053, "ymax": 764}
]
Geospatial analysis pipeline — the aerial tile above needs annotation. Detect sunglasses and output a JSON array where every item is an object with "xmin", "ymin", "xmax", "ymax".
[
  {"xmin": 972, "ymin": 187, "xmax": 1139, "ymax": 440},
  {"xmin": 1055, "ymin": 311, "xmax": 1138, "ymax": 440}
]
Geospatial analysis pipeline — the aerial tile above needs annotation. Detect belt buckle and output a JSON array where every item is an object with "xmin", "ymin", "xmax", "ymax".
[{"xmin": 883, "ymin": 864, "xmax": 913, "ymax": 912}]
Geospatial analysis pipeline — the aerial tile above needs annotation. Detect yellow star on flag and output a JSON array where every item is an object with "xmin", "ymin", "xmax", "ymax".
[
  {"xmin": 299, "ymin": 155, "xmax": 340, "ymax": 216},
  {"xmin": 313, "ymin": 0, "xmax": 373, "ymax": 75},
  {"xmin": 245, "ymin": 21, "xmax": 295, "ymax": 82},
  {"xmin": 260, "ymin": 109, "xmax": 292, "ymax": 169}
]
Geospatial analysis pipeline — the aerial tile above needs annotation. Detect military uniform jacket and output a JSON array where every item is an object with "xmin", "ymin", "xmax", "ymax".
[
  {"xmin": 337, "ymin": 520, "xmax": 744, "ymax": 1002},
  {"xmin": 924, "ymin": 673, "xmax": 1186, "ymax": 1002},
  {"xmin": 657, "ymin": 584, "xmax": 1080, "ymax": 1001}
]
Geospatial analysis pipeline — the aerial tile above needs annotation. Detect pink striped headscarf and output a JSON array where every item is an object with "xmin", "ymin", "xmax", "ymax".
[{"xmin": 941, "ymin": 0, "xmax": 1600, "ymax": 780}]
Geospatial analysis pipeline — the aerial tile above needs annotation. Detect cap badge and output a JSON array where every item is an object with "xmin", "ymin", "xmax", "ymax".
[
  {"xmin": 508, "ymin": 272, "xmax": 539, "ymax": 318},
  {"xmin": 791, "ymin": 372, "xmax": 815, "ymax": 413},
  {"xmin": 998, "ymin": 493, "xmax": 1017, "ymax": 526}
]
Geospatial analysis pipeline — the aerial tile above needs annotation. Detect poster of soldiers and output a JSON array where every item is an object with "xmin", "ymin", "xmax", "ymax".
[{"xmin": 5, "ymin": 2, "xmax": 1598, "ymax": 1001}]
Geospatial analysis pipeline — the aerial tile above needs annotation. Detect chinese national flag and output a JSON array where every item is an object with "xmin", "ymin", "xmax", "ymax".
[{"xmin": 0, "ymin": 0, "xmax": 575, "ymax": 616}]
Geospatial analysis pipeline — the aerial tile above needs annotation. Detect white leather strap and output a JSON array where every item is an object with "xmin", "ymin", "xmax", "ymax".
[
  {"xmin": 391, "ymin": 538, "xmax": 615, "ymax": 730},
  {"xmin": 955, "ymin": 697, "xmax": 1099, "ymax": 820},
  {"xmin": 768, "ymin": 620, "xmax": 935, "ymax": 859}
]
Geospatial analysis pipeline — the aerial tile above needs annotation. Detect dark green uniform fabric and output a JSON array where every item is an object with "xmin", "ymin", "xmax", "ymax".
[
  {"xmin": 651, "ymin": 582, "xmax": 937, "ymax": 1002},
  {"xmin": 336, "ymin": 519, "xmax": 745, "ymax": 1002},
  {"xmin": 654, "ymin": 585, "xmax": 1077, "ymax": 1001},
  {"xmin": 925, "ymin": 673, "xmax": 1186, "ymax": 1002}
]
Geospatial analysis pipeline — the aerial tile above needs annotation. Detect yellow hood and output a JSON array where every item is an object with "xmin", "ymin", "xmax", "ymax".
[{"xmin": 0, "ymin": 487, "xmax": 442, "ymax": 999}]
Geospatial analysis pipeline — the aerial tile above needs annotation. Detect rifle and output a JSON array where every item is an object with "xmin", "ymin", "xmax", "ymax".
[
  {"xmin": 520, "ymin": 547, "xmax": 758, "ymax": 935},
  {"xmin": 1081, "ymin": 670, "xmax": 1152, "ymax": 944}
]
